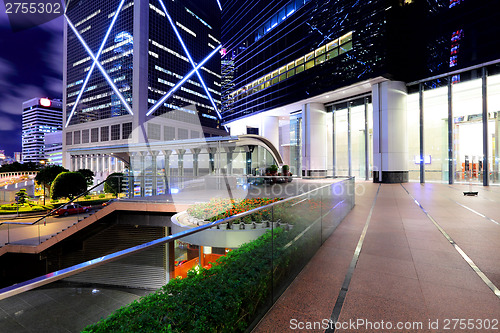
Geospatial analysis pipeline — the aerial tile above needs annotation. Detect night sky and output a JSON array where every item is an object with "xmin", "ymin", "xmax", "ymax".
[{"xmin": 0, "ymin": 2, "xmax": 63, "ymax": 157}]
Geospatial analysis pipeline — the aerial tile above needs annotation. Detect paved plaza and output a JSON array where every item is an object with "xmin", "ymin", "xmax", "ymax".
[{"xmin": 255, "ymin": 182, "xmax": 500, "ymax": 332}]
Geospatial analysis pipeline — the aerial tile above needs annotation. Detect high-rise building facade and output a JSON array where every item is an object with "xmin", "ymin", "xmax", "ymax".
[
  {"xmin": 44, "ymin": 132, "xmax": 63, "ymax": 166},
  {"xmin": 22, "ymin": 98, "xmax": 63, "ymax": 164},
  {"xmin": 63, "ymin": 0, "xmax": 225, "ymax": 182},
  {"xmin": 221, "ymin": 0, "xmax": 500, "ymax": 185}
]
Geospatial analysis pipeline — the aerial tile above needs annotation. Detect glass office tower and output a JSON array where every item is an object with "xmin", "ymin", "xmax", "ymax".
[
  {"xmin": 221, "ymin": 0, "xmax": 500, "ymax": 184},
  {"xmin": 63, "ymin": 0, "xmax": 226, "ymax": 183}
]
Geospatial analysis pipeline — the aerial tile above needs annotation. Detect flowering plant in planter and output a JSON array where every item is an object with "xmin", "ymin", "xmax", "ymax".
[{"xmin": 187, "ymin": 197, "xmax": 282, "ymax": 223}]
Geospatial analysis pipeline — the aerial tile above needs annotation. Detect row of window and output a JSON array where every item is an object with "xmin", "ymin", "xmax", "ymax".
[
  {"xmin": 227, "ymin": 31, "xmax": 353, "ymax": 104},
  {"xmin": 147, "ymin": 123, "xmax": 201, "ymax": 141},
  {"xmin": 66, "ymin": 122, "xmax": 132, "ymax": 145}
]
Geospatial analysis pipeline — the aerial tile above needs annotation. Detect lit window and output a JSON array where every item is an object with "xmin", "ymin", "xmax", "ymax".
[
  {"xmin": 287, "ymin": 62, "xmax": 295, "ymax": 78},
  {"xmin": 327, "ymin": 49, "xmax": 339, "ymax": 60},
  {"xmin": 326, "ymin": 39, "xmax": 339, "ymax": 51},
  {"xmin": 176, "ymin": 22, "xmax": 196, "ymax": 37},
  {"xmin": 315, "ymin": 46, "xmax": 325, "ymax": 57},
  {"xmin": 340, "ymin": 32, "xmax": 353, "ymax": 45},
  {"xmin": 227, "ymin": 31, "xmax": 352, "ymax": 104},
  {"xmin": 339, "ymin": 41, "xmax": 353, "ymax": 54},
  {"xmin": 315, "ymin": 53, "xmax": 326, "ymax": 65}
]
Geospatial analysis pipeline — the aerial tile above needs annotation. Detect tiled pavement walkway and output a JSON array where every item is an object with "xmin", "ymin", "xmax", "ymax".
[{"xmin": 254, "ymin": 182, "xmax": 500, "ymax": 332}]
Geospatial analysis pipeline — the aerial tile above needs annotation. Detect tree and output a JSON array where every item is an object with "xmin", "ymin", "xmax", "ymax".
[
  {"xmin": 0, "ymin": 161, "xmax": 41, "ymax": 173},
  {"xmin": 35, "ymin": 165, "xmax": 68, "ymax": 198},
  {"xmin": 77, "ymin": 169, "xmax": 95, "ymax": 187},
  {"xmin": 104, "ymin": 173, "xmax": 124, "ymax": 197},
  {"xmin": 15, "ymin": 189, "xmax": 29, "ymax": 205},
  {"xmin": 22, "ymin": 162, "xmax": 42, "ymax": 171},
  {"xmin": 50, "ymin": 172, "xmax": 87, "ymax": 200}
]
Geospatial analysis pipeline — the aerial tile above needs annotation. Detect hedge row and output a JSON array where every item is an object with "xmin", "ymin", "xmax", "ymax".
[
  {"xmin": 83, "ymin": 228, "xmax": 292, "ymax": 333},
  {"xmin": 0, "ymin": 204, "xmax": 51, "ymax": 211}
]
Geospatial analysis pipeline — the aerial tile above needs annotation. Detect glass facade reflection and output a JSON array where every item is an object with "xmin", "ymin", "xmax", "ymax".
[
  {"xmin": 220, "ymin": 0, "xmax": 500, "ymax": 184},
  {"xmin": 221, "ymin": 0, "xmax": 388, "ymax": 122},
  {"xmin": 424, "ymin": 85, "xmax": 448, "ymax": 183},
  {"xmin": 407, "ymin": 70, "xmax": 500, "ymax": 185},
  {"xmin": 327, "ymin": 97, "xmax": 372, "ymax": 180}
]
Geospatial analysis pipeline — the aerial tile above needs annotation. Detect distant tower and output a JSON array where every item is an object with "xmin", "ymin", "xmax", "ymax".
[{"xmin": 22, "ymin": 98, "xmax": 63, "ymax": 163}]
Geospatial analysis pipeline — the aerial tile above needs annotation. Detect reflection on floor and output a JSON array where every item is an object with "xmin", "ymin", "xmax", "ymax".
[
  {"xmin": 0, "ymin": 283, "xmax": 150, "ymax": 333},
  {"xmin": 255, "ymin": 182, "xmax": 500, "ymax": 332}
]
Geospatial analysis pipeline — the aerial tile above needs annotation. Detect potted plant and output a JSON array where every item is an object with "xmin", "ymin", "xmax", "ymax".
[
  {"xmin": 282, "ymin": 165, "xmax": 293, "ymax": 182},
  {"xmin": 266, "ymin": 165, "xmax": 278, "ymax": 184},
  {"xmin": 269, "ymin": 164, "xmax": 278, "ymax": 175}
]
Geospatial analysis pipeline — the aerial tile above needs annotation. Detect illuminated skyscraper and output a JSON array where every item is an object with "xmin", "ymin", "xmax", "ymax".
[
  {"xmin": 221, "ymin": 0, "xmax": 500, "ymax": 185},
  {"xmin": 63, "ymin": 0, "xmax": 225, "ymax": 181},
  {"xmin": 22, "ymin": 98, "xmax": 63, "ymax": 164}
]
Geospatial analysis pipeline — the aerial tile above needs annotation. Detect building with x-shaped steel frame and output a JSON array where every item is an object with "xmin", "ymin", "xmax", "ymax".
[{"xmin": 62, "ymin": 0, "xmax": 228, "ymax": 184}]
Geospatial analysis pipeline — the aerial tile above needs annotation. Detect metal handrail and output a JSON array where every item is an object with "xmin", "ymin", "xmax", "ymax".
[{"xmin": 0, "ymin": 177, "xmax": 353, "ymax": 300}]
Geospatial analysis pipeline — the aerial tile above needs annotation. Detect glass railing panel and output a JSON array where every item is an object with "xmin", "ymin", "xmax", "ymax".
[
  {"xmin": 271, "ymin": 192, "xmax": 322, "ymax": 299},
  {"xmin": 0, "ymin": 208, "xmax": 92, "ymax": 248},
  {"xmin": 0, "ymin": 178, "xmax": 355, "ymax": 332}
]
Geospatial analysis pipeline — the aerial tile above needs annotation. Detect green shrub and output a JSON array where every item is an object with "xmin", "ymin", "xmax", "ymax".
[
  {"xmin": 0, "ymin": 204, "xmax": 18, "ymax": 211},
  {"xmin": 50, "ymin": 172, "xmax": 87, "ymax": 200},
  {"xmin": 98, "ymin": 193, "xmax": 106, "ymax": 198},
  {"xmin": 83, "ymin": 229, "xmax": 293, "ymax": 333},
  {"xmin": 104, "ymin": 173, "xmax": 124, "ymax": 197},
  {"xmin": 75, "ymin": 199, "xmax": 107, "ymax": 206},
  {"xmin": 84, "ymin": 195, "xmax": 92, "ymax": 200}
]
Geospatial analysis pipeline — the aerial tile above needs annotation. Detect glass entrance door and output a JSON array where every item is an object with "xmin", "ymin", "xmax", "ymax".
[{"xmin": 453, "ymin": 79, "xmax": 483, "ymax": 184}]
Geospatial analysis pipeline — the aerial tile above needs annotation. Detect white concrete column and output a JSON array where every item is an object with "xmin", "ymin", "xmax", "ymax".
[
  {"xmin": 372, "ymin": 80, "xmax": 408, "ymax": 183},
  {"xmin": 97, "ymin": 154, "xmax": 102, "ymax": 173},
  {"xmin": 162, "ymin": 150, "xmax": 172, "ymax": 192},
  {"xmin": 151, "ymin": 151, "xmax": 159, "ymax": 195},
  {"xmin": 260, "ymin": 116, "xmax": 279, "ymax": 153},
  {"xmin": 191, "ymin": 148, "xmax": 201, "ymax": 177},
  {"xmin": 302, "ymin": 103, "xmax": 327, "ymax": 176},
  {"xmin": 103, "ymin": 155, "xmax": 110, "ymax": 175}
]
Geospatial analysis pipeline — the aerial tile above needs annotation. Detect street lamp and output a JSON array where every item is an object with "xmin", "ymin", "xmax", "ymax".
[{"xmin": 39, "ymin": 160, "xmax": 46, "ymax": 205}]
